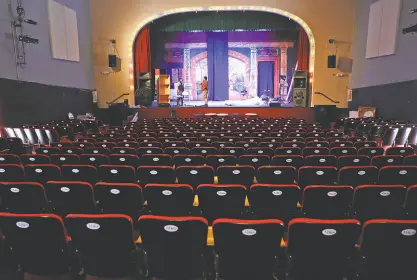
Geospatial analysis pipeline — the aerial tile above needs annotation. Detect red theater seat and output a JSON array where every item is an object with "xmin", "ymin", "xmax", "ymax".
[
  {"xmin": 61, "ymin": 164, "xmax": 97, "ymax": 184},
  {"xmin": 20, "ymin": 154, "xmax": 50, "ymax": 165},
  {"xmin": 212, "ymin": 219, "xmax": 285, "ymax": 280},
  {"xmin": 0, "ymin": 213, "xmax": 71, "ymax": 275},
  {"xmin": 45, "ymin": 181, "xmax": 96, "ymax": 216},
  {"xmin": 137, "ymin": 215, "xmax": 208, "ymax": 279},
  {"xmin": 338, "ymin": 166, "xmax": 378, "ymax": 187},
  {"xmin": 137, "ymin": 166, "xmax": 176, "ymax": 185},
  {"xmin": 287, "ymin": 219, "xmax": 361, "ymax": 280},
  {"xmin": 50, "ymin": 154, "xmax": 80, "ymax": 166},
  {"xmin": 176, "ymin": 166, "xmax": 214, "ymax": 190},
  {"xmin": 65, "ymin": 214, "xmax": 138, "ymax": 278},
  {"xmin": 24, "ymin": 164, "xmax": 61, "ymax": 185},
  {"xmin": 298, "ymin": 166, "xmax": 338, "ymax": 190},
  {"xmin": 0, "ymin": 182, "xmax": 48, "ymax": 213},
  {"xmin": 249, "ymin": 184, "xmax": 300, "ymax": 220},
  {"xmin": 144, "ymin": 184, "xmax": 194, "ymax": 216},
  {"xmin": 141, "ymin": 154, "xmax": 173, "ymax": 166},
  {"xmin": 98, "ymin": 165, "xmax": 136, "ymax": 183},
  {"xmin": 359, "ymin": 220, "xmax": 417, "ymax": 280},
  {"xmin": 302, "ymin": 186, "xmax": 354, "ymax": 219},
  {"xmin": 197, "ymin": 184, "xmax": 246, "ymax": 223}
]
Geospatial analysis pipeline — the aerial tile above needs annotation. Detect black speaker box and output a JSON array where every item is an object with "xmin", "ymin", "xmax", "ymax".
[
  {"xmin": 109, "ymin": 55, "xmax": 117, "ymax": 67},
  {"xmin": 328, "ymin": 55, "xmax": 337, "ymax": 68}
]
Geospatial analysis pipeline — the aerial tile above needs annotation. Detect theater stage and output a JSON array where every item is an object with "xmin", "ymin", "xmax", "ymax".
[{"xmin": 130, "ymin": 107, "xmax": 315, "ymax": 122}]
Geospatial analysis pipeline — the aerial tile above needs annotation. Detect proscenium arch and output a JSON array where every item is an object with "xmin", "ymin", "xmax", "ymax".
[{"xmin": 129, "ymin": 6, "xmax": 316, "ymax": 99}]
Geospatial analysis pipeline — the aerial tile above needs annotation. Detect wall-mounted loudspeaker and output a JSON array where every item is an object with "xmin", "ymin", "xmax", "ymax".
[
  {"xmin": 328, "ymin": 55, "xmax": 337, "ymax": 68},
  {"xmin": 108, "ymin": 55, "xmax": 121, "ymax": 72},
  {"xmin": 337, "ymin": 57, "xmax": 353, "ymax": 73},
  {"xmin": 293, "ymin": 89, "xmax": 308, "ymax": 107}
]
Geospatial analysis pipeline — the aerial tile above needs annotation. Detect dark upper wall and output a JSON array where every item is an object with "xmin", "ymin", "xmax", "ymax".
[
  {"xmin": 0, "ymin": 0, "xmax": 94, "ymax": 89},
  {"xmin": 351, "ymin": 0, "xmax": 417, "ymax": 89}
]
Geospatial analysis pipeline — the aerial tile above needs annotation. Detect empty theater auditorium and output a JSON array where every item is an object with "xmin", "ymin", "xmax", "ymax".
[{"xmin": 1, "ymin": 0, "xmax": 417, "ymax": 279}]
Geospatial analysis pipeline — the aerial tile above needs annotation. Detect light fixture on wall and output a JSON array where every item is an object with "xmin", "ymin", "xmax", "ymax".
[
  {"xmin": 403, "ymin": 8, "xmax": 417, "ymax": 34},
  {"xmin": 10, "ymin": 0, "xmax": 39, "ymax": 79}
]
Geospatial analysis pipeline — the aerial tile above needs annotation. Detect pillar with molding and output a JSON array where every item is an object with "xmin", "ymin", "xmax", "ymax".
[
  {"xmin": 249, "ymin": 47, "xmax": 258, "ymax": 97},
  {"xmin": 183, "ymin": 48, "xmax": 193, "ymax": 99},
  {"xmin": 279, "ymin": 47, "xmax": 289, "ymax": 99}
]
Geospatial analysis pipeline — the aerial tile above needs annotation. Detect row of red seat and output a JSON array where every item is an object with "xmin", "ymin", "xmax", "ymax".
[
  {"xmin": 1, "ymin": 181, "xmax": 417, "ymax": 222},
  {"xmin": 1, "ymin": 213, "xmax": 416, "ymax": 279},
  {"xmin": 1, "ymin": 163, "xmax": 416, "ymax": 188}
]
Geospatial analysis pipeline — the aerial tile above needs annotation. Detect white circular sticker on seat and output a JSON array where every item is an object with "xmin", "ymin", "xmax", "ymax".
[
  {"xmin": 150, "ymin": 170, "xmax": 158, "ymax": 175},
  {"xmin": 111, "ymin": 189, "xmax": 120, "ymax": 195},
  {"xmin": 185, "ymin": 158, "xmax": 191, "ymax": 162},
  {"xmin": 242, "ymin": 229, "xmax": 257, "ymax": 236},
  {"xmin": 272, "ymin": 190, "xmax": 282, "ymax": 196},
  {"xmin": 153, "ymin": 158, "xmax": 160, "ymax": 162},
  {"xmin": 327, "ymin": 191, "xmax": 337, "ymax": 197},
  {"xmin": 400, "ymin": 150, "xmax": 405, "ymax": 154},
  {"xmin": 93, "ymin": 150, "xmax": 99, "ymax": 154},
  {"xmin": 0, "ymin": 157, "xmax": 4, "ymax": 161},
  {"xmin": 244, "ymin": 144, "xmax": 249, "ymax": 147},
  {"xmin": 120, "ymin": 150, "xmax": 126, "ymax": 154},
  {"xmin": 380, "ymin": 191, "xmax": 390, "ymax": 196},
  {"xmin": 252, "ymin": 158, "xmax": 259, "ymax": 162},
  {"xmin": 35, "ymin": 169, "xmax": 43, "ymax": 173},
  {"xmin": 274, "ymin": 170, "xmax": 282, "ymax": 175},
  {"xmin": 233, "ymin": 170, "xmax": 241, "ymax": 175},
  {"xmin": 402, "ymin": 229, "xmax": 416, "ymax": 236},
  {"xmin": 67, "ymin": 150, "xmax": 73, "ymax": 154},
  {"xmin": 43, "ymin": 150, "xmax": 49, "ymax": 153},
  {"xmin": 353, "ymin": 159, "xmax": 360, "ymax": 163},
  {"xmin": 29, "ymin": 157, "xmax": 35, "ymax": 161},
  {"xmin": 269, "ymin": 144, "xmax": 273, "ymax": 148},
  {"xmin": 342, "ymin": 150, "xmax": 348, "ymax": 154},
  {"xmin": 286, "ymin": 150, "xmax": 293, "ymax": 154},
  {"xmin": 87, "ymin": 223, "xmax": 100, "ymax": 230},
  {"xmin": 400, "ymin": 170, "xmax": 408, "ymax": 175},
  {"xmin": 258, "ymin": 150, "xmax": 264, "ymax": 154},
  {"xmin": 119, "ymin": 158, "xmax": 126, "ymax": 162},
  {"xmin": 72, "ymin": 169, "xmax": 79, "ymax": 174},
  {"xmin": 10, "ymin": 188, "xmax": 20, "ymax": 193},
  {"xmin": 230, "ymin": 150, "xmax": 235, "ymax": 154},
  {"xmin": 218, "ymin": 158, "xmax": 225, "ymax": 163},
  {"xmin": 148, "ymin": 144, "xmax": 153, "ymax": 147},
  {"xmin": 314, "ymin": 150, "xmax": 320, "ymax": 154},
  {"xmin": 371, "ymin": 150, "xmax": 376, "ymax": 154},
  {"xmin": 286, "ymin": 159, "xmax": 293, "ymax": 163},
  {"xmin": 322, "ymin": 229, "xmax": 336, "ymax": 236},
  {"xmin": 16, "ymin": 221, "xmax": 29, "ymax": 229},
  {"xmin": 316, "ymin": 171, "xmax": 324, "ymax": 175},
  {"xmin": 319, "ymin": 159, "xmax": 326, "ymax": 163},
  {"xmin": 190, "ymin": 170, "xmax": 198, "ymax": 175},
  {"xmin": 61, "ymin": 187, "xmax": 70, "ymax": 193},
  {"xmin": 110, "ymin": 169, "xmax": 118, "ymax": 174},
  {"xmin": 60, "ymin": 157, "xmax": 66, "ymax": 161},
  {"xmin": 387, "ymin": 159, "xmax": 394, "ymax": 163},
  {"xmin": 196, "ymin": 144, "xmax": 201, "ymax": 147},
  {"xmin": 146, "ymin": 150, "xmax": 152, "ymax": 154},
  {"xmin": 164, "ymin": 225, "xmax": 178, "ymax": 232},
  {"xmin": 358, "ymin": 171, "xmax": 366, "ymax": 175},
  {"xmin": 217, "ymin": 190, "xmax": 227, "ymax": 196},
  {"xmin": 174, "ymin": 150, "xmax": 179, "ymax": 154},
  {"xmin": 201, "ymin": 150, "xmax": 207, "ymax": 154},
  {"xmin": 125, "ymin": 144, "xmax": 130, "ymax": 147},
  {"xmin": 162, "ymin": 190, "xmax": 172, "ymax": 196}
]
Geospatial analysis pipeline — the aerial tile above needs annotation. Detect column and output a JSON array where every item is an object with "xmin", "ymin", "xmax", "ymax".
[
  {"xmin": 249, "ymin": 47, "xmax": 258, "ymax": 97},
  {"xmin": 280, "ymin": 47, "xmax": 289, "ymax": 98},
  {"xmin": 183, "ymin": 48, "xmax": 193, "ymax": 99}
]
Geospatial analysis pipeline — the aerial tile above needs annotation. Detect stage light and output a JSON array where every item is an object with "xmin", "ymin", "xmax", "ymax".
[
  {"xmin": 130, "ymin": 74, "xmax": 134, "ymax": 79},
  {"xmin": 129, "ymin": 63, "xmax": 133, "ymax": 69},
  {"xmin": 130, "ymin": 85, "xmax": 134, "ymax": 90},
  {"xmin": 18, "ymin": 35, "xmax": 39, "ymax": 44}
]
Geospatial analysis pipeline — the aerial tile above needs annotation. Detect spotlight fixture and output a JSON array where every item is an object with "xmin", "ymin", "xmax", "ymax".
[
  {"xmin": 411, "ymin": 8, "xmax": 417, "ymax": 14},
  {"xmin": 23, "ymin": 19, "xmax": 37, "ymax": 25},
  {"xmin": 403, "ymin": 24, "xmax": 417, "ymax": 34},
  {"xmin": 18, "ymin": 35, "xmax": 39, "ymax": 44}
]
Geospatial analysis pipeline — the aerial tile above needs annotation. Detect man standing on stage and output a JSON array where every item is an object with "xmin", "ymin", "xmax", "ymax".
[
  {"xmin": 202, "ymin": 76, "xmax": 208, "ymax": 107},
  {"xmin": 177, "ymin": 79, "xmax": 184, "ymax": 106}
]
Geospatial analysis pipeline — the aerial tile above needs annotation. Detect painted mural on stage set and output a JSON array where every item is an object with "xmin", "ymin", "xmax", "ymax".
[{"xmin": 158, "ymin": 31, "xmax": 298, "ymax": 103}]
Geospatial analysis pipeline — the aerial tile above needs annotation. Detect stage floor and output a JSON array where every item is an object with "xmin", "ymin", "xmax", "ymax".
[{"xmin": 150, "ymin": 100, "xmax": 292, "ymax": 108}]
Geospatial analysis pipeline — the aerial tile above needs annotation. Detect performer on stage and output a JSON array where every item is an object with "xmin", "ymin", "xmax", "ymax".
[
  {"xmin": 177, "ymin": 79, "xmax": 184, "ymax": 106},
  {"xmin": 201, "ymin": 76, "xmax": 208, "ymax": 107}
]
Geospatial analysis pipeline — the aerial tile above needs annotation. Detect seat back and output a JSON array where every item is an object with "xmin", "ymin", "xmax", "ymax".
[
  {"xmin": 137, "ymin": 215, "xmax": 208, "ymax": 279},
  {"xmin": 386, "ymin": 147, "xmax": 414, "ymax": 156},
  {"xmin": 0, "ymin": 182, "xmax": 48, "ymax": 213},
  {"xmin": 205, "ymin": 155, "xmax": 237, "ymax": 169},
  {"xmin": 378, "ymin": 166, "xmax": 417, "ymax": 186},
  {"xmin": 217, "ymin": 166, "xmax": 255, "ymax": 187},
  {"xmin": 304, "ymin": 155, "xmax": 337, "ymax": 167},
  {"xmin": 140, "ymin": 154, "xmax": 173, "ymax": 166},
  {"xmin": 288, "ymin": 219, "xmax": 360, "ymax": 263},
  {"xmin": 79, "ymin": 154, "xmax": 109, "ymax": 167},
  {"xmin": 61, "ymin": 164, "xmax": 98, "ymax": 184},
  {"xmin": 98, "ymin": 165, "xmax": 136, "ymax": 183},
  {"xmin": 45, "ymin": 181, "xmax": 96, "ymax": 216},
  {"xmin": 65, "ymin": 214, "xmax": 136, "ymax": 277},
  {"xmin": 0, "ymin": 164, "xmax": 25, "ymax": 181},
  {"xmin": 298, "ymin": 166, "xmax": 338, "ymax": 190},
  {"xmin": 24, "ymin": 164, "xmax": 61, "ymax": 185},
  {"xmin": 176, "ymin": 166, "xmax": 214, "ymax": 190},
  {"xmin": 197, "ymin": 184, "xmax": 247, "ymax": 223},
  {"xmin": 20, "ymin": 154, "xmax": 50, "ymax": 165},
  {"xmin": 137, "ymin": 166, "xmax": 176, "ymax": 185},
  {"xmin": 360, "ymin": 220, "xmax": 417, "ymax": 278},
  {"xmin": 353, "ymin": 185, "xmax": 407, "ymax": 221},
  {"xmin": 302, "ymin": 186, "xmax": 354, "ymax": 219},
  {"xmin": 271, "ymin": 155, "xmax": 304, "ymax": 169},
  {"xmin": 0, "ymin": 154, "xmax": 20, "ymax": 164},
  {"xmin": 249, "ymin": 184, "xmax": 300, "ymax": 220},
  {"xmin": 0, "ymin": 213, "xmax": 70, "ymax": 275},
  {"xmin": 144, "ymin": 184, "xmax": 194, "ymax": 216},
  {"xmin": 338, "ymin": 166, "xmax": 378, "ymax": 187},
  {"xmin": 212, "ymin": 219, "xmax": 284, "ymax": 279}
]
